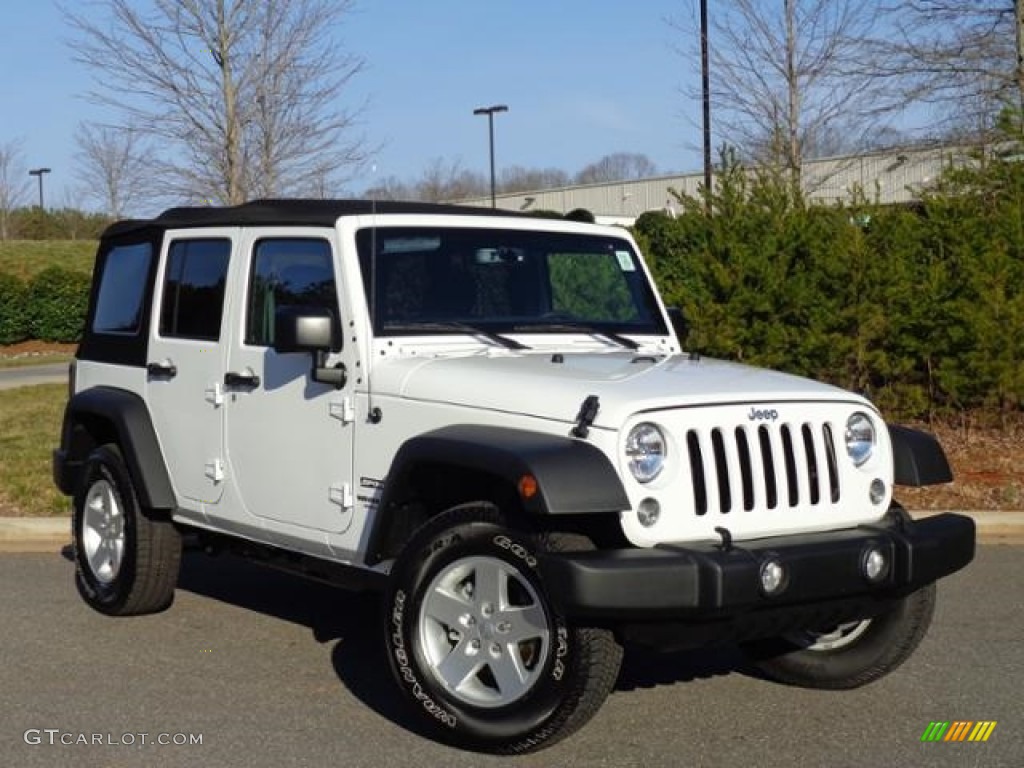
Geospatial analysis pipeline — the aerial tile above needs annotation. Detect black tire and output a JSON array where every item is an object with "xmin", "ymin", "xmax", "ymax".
[
  {"xmin": 743, "ymin": 583, "xmax": 937, "ymax": 690},
  {"xmin": 72, "ymin": 444, "xmax": 182, "ymax": 616},
  {"xmin": 384, "ymin": 503, "xmax": 622, "ymax": 754}
]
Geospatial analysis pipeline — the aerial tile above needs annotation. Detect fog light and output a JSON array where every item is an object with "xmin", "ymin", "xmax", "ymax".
[
  {"xmin": 637, "ymin": 498, "xmax": 660, "ymax": 528},
  {"xmin": 869, "ymin": 479, "xmax": 886, "ymax": 505},
  {"xmin": 759, "ymin": 558, "xmax": 786, "ymax": 596},
  {"xmin": 862, "ymin": 546, "xmax": 889, "ymax": 583}
]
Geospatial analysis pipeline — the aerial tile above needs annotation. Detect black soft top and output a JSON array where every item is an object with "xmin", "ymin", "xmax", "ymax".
[{"xmin": 102, "ymin": 198, "xmax": 532, "ymax": 238}]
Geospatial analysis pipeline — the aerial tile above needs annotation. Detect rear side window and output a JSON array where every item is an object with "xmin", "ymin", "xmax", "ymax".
[
  {"xmin": 92, "ymin": 243, "xmax": 153, "ymax": 334},
  {"xmin": 159, "ymin": 239, "xmax": 231, "ymax": 341},
  {"xmin": 245, "ymin": 238, "xmax": 339, "ymax": 347}
]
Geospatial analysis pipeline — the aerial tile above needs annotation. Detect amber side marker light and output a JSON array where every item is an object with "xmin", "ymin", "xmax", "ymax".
[{"xmin": 518, "ymin": 474, "xmax": 538, "ymax": 499}]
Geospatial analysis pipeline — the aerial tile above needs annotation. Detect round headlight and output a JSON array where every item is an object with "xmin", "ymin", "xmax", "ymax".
[
  {"xmin": 626, "ymin": 423, "xmax": 667, "ymax": 483},
  {"xmin": 845, "ymin": 412, "xmax": 876, "ymax": 467}
]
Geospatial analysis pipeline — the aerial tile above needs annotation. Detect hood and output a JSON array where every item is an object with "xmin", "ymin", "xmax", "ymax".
[{"xmin": 371, "ymin": 350, "xmax": 864, "ymax": 428}]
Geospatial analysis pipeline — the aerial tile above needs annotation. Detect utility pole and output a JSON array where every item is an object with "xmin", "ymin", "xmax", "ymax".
[
  {"xmin": 1016, "ymin": 0, "xmax": 1024, "ymax": 116},
  {"xmin": 700, "ymin": 0, "xmax": 712, "ymax": 205}
]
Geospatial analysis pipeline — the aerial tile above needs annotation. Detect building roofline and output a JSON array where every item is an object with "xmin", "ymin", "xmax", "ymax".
[{"xmin": 451, "ymin": 141, "xmax": 979, "ymax": 208}]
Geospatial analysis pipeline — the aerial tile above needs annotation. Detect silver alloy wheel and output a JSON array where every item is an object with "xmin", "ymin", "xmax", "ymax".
[
  {"xmin": 794, "ymin": 619, "xmax": 873, "ymax": 652},
  {"xmin": 80, "ymin": 479, "xmax": 125, "ymax": 584},
  {"xmin": 418, "ymin": 556, "xmax": 551, "ymax": 709}
]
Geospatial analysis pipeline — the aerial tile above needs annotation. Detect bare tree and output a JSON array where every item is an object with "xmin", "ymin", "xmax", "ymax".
[
  {"xmin": 0, "ymin": 139, "xmax": 29, "ymax": 240},
  {"xmin": 65, "ymin": 0, "xmax": 368, "ymax": 205},
  {"xmin": 364, "ymin": 160, "xmax": 573, "ymax": 202},
  {"xmin": 74, "ymin": 124, "xmax": 150, "ymax": 218},
  {"xmin": 360, "ymin": 174, "xmax": 412, "ymax": 201},
  {"xmin": 409, "ymin": 158, "xmax": 486, "ymax": 202},
  {"xmin": 55, "ymin": 186, "xmax": 94, "ymax": 239},
  {"xmin": 500, "ymin": 166, "xmax": 571, "ymax": 194},
  {"xmin": 674, "ymin": 1, "xmax": 887, "ymax": 189},
  {"xmin": 870, "ymin": 2, "xmax": 1024, "ymax": 138},
  {"xmin": 574, "ymin": 153, "xmax": 657, "ymax": 185}
]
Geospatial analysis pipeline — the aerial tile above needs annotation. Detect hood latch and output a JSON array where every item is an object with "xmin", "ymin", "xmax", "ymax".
[{"xmin": 572, "ymin": 395, "xmax": 600, "ymax": 438}]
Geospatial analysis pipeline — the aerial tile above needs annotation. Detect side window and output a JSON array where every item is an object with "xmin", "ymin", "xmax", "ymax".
[
  {"xmin": 92, "ymin": 242, "xmax": 153, "ymax": 334},
  {"xmin": 159, "ymin": 239, "xmax": 231, "ymax": 341},
  {"xmin": 245, "ymin": 238, "xmax": 339, "ymax": 347}
]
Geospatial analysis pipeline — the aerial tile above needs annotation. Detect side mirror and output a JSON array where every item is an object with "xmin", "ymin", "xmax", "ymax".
[
  {"xmin": 666, "ymin": 306, "xmax": 688, "ymax": 345},
  {"xmin": 272, "ymin": 306, "xmax": 346, "ymax": 389},
  {"xmin": 273, "ymin": 306, "xmax": 340, "ymax": 353}
]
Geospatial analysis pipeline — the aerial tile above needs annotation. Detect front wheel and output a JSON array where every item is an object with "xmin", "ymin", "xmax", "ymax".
[
  {"xmin": 742, "ymin": 583, "xmax": 936, "ymax": 689},
  {"xmin": 384, "ymin": 503, "xmax": 622, "ymax": 754}
]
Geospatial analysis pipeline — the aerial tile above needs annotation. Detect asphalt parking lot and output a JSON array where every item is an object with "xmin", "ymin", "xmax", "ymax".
[{"xmin": 1, "ymin": 544, "xmax": 1021, "ymax": 768}]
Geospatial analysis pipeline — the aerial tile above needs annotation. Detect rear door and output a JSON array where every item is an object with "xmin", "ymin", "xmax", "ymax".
[{"xmin": 146, "ymin": 230, "xmax": 236, "ymax": 507}]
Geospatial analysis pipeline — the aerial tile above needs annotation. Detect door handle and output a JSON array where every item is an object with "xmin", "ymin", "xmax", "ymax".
[
  {"xmin": 146, "ymin": 361, "xmax": 177, "ymax": 378},
  {"xmin": 224, "ymin": 371, "xmax": 261, "ymax": 388}
]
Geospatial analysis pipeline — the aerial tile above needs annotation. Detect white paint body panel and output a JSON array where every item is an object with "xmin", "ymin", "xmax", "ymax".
[
  {"xmin": 348, "ymin": 347, "xmax": 891, "ymax": 548},
  {"xmin": 77, "ymin": 212, "xmax": 898, "ymax": 565}
]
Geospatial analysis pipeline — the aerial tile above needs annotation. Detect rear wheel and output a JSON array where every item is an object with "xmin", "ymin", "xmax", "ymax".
[
  {"xmin": 743, "ymin": 583, "xmax": 936, "ymax": 689},
  {"xmin": 385, "ymin": 503, "xmax": 622, "ymax": 753},
  {"xmin": 73, "ymin": 444, "xmax": 182, "ymax": 616}
]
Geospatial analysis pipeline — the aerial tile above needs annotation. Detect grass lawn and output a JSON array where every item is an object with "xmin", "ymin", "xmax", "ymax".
[
  {"xmin": 0, "ymin": 240, "xmax": 95, "ymax": 279},
  {"xmin": 0, "ymin": 384, "xmax": 68, "ymax": 516}
]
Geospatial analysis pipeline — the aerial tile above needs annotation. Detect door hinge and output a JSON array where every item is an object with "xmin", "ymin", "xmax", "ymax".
[
  {"xmin": 329, "ymin": 483, "xmax": 354, "ymax": 510},
  {"xmin": 205, "ymin": 382, "xmax": 224, "ymax": 407},
  {"xmin": 204, "ymin": 459, "xmax": 225, "ymax": 483},
  {"xmin": 329, "ymin": 397, "xmax": 356, "ymax": 425}
]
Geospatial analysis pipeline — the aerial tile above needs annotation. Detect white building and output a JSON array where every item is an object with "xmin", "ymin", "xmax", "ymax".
[{"xmin": 456, "ymin": 144, "xmax": 973, "ymax": 225}]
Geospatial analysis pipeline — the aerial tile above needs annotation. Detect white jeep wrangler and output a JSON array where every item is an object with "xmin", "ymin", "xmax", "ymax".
[{"xmin": 54, "ymin": 200, "xmax": 975, "ymax": 753}]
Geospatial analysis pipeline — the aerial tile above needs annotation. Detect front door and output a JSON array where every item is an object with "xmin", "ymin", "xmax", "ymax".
[
  {"xmin": 146, "ymin": 231, "xmax": 235, "ymax": 507},
  {"xmin": 221, "ymin": 230, "xmax": 356, "ymax": 536}
]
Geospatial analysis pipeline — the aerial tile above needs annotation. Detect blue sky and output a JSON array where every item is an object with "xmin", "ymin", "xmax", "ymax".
[{"xmin": 1, "ymin": 1, "xmax": 704, "ymax": 210}]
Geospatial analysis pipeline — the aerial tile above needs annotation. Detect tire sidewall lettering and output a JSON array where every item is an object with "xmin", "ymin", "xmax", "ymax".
[
  {"xmin": 492, "ymin": 534, "xmax": 538, "ymax": 568},
  {"xmin": 388, "ymin": 588, "xmax": 458, "ymax": 729},
  {"xmin": 552, "ymin": 626, "xmax": 569, "ymax": 681}
]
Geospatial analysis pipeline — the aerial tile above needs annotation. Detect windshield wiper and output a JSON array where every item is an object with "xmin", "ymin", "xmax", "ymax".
[
  {"xmin": 382, "ymin": 321, "xmax": 530, "ymax": 350},
  {"xmin": 514, "ymin": 322, "xmax": 640, "ymax": 350}
]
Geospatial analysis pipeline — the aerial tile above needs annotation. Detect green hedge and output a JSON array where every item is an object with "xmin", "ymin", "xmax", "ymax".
[
  {"xmin": 25, "ymin": 268, "xmax": 91, "ymax": 343},
  {"xmin": 0, "ymin": 273, "xmax": 28, "ymax": 344},
  {"xmin": 633, "ymin": 144, "xmax": 1024, "ymax": 420}
]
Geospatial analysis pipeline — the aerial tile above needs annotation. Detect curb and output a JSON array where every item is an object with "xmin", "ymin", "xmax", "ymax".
[
  {"xmin": 1, "ymin": 511, "xmax": 1022, "ymax": 554},
  {"xmin": 0, "ymin": 517, "xmax": 71, "ymax": 553}
]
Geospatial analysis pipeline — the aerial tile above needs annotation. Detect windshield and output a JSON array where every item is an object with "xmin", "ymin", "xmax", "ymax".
[{"xmin": 356, "ymin": 227, "xmax": 667, "ymax": 338}]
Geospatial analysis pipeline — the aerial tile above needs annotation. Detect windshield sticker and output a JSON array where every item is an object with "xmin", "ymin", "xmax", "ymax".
[
  {"xmin": 382, "ymin": 237, "xmax": 440, "ymax": 253},
  {"xmin": 615, "ymin": 250, "xmax": 636, "ymax": 272}
]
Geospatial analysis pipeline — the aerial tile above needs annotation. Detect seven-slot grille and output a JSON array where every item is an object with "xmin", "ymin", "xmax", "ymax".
[{"xmin": 683, "ymin": 421, "xmax": 841, "ymax": 516}]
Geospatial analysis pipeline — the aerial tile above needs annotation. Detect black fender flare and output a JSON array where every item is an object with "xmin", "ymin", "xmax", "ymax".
[
  {"xmin": 57, "ymin": 387, "xmax": 176, "ymax": 510},
  {"xmin": 888, "ymin": 425, "xmax": 953, "ymax": 486},
  {"xmin": 367, "ymin": 425, "xmax": 630, "ymax": 563}
]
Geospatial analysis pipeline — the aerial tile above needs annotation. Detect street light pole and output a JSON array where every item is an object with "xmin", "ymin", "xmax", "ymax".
[
  {"xmin": 473, "ymin": 105, "xmax": 508, "ymax": 207},
  {"xmin": 28, "ymin": 168, "xmax": 52, "ymax": 210}
]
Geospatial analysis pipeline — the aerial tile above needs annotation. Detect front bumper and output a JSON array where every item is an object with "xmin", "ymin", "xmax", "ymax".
[{"xmin": 540, "ymin": 512, "xmax": 974, "ymax": 623}]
